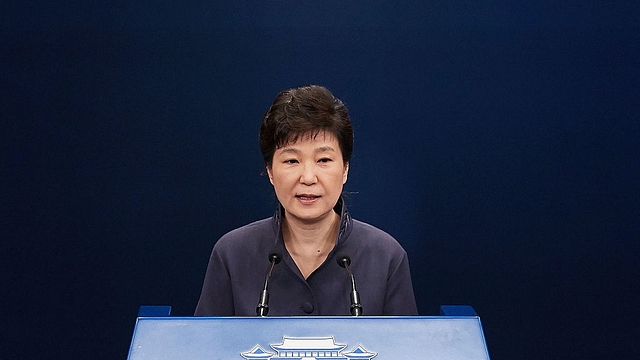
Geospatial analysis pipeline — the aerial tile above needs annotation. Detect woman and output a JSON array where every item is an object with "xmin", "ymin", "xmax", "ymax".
[{"xmin": 195, "ymin": 85, "xmax": 418, "ymax": 316}]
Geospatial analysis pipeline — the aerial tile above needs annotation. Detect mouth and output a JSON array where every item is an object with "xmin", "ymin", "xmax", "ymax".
[{"xmin": 296, "ymin": 194, "xmax": 320, "ymax": 201}]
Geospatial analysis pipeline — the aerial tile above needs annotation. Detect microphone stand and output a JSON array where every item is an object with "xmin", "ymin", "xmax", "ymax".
[
  {"xmin": 256, "ymin": 252, "xmax": 281, "ymax": 317},
  {"xmin": 337, "ymin": 255, "xmax": 363, "ymax": 316}
]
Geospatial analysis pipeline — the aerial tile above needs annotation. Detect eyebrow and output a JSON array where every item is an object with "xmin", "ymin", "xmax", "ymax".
[
  {"xmin": 316, "ymin": 146, "xmax": 336, "ymax": 153},
  {"xmin": 277, "ymin": 146, "xmax": 337, "ymax": 155}
]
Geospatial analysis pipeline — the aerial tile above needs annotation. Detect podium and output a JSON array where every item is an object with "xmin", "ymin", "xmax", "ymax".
[{"xmin": 127, "ymin": 307, "xmax": 490, "ymax": 360}]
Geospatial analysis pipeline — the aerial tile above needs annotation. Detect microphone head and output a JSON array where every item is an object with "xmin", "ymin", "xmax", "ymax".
[
  {"xmin": 337, "ymin": 254, "xmax": 351, "ymax": 268},
  {"xmin": 268, "ymin": 252, "xmax": 282, "ymax": 264}
]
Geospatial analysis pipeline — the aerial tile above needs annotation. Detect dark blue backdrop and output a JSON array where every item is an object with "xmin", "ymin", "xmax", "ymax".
[{"xmin": 3, "ymin": 1, "xmax": 639, "ymax": 359}]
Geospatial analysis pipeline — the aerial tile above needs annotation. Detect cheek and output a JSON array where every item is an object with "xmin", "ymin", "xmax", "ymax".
[{"xmin": 270, "ymin": 172, "xmax": 293, "ymax": 190}]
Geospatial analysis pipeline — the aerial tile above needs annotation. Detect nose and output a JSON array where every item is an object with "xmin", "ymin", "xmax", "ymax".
[{"xmin": 299, "ymin": 162, "xmax": 317, "ymax": 185}]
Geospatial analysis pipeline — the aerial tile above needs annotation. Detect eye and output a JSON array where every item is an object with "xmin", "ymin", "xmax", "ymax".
[
  {"xmin": 318, "ymin": 157, "xmax": 332, "ymax": 163},
  {"xmin": 284, "ymin": 159, "xmax": 299, "ymax": 164}
]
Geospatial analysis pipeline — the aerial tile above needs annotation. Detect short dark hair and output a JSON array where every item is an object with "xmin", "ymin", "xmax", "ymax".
[{"xmin": 259, "ymin": 85, "xmax": 353, "ymax": 168}]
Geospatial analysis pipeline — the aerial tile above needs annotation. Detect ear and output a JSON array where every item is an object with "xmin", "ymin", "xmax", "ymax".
[
  {"xmin": 266, "ymin": 167, "xmax": 274, "ymax": 185},
  {"xmin": 342, "ymin": 162, "xmax": 349, "ymax": 184}
]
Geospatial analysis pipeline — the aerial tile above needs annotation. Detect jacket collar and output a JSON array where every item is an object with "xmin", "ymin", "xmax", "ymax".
[{"xmin": 271, "ymin": 196, "xmax": 353, "ymax": 247}]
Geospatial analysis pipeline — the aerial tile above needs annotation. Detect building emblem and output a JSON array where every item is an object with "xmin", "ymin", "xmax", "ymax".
[{"xmin": 241, "ymin": 336, "xmax": 377, "ymax": 360}]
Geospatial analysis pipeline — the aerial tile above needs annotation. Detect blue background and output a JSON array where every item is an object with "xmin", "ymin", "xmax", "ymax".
[{"xmin": 2, "ymin": 1, "xmax": 639, "ymax": 359}]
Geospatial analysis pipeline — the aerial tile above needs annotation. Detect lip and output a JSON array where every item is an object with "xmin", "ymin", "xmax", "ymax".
[{"xmin": 296, "ymin": 194, "xmax": 320, "ymax": 204}]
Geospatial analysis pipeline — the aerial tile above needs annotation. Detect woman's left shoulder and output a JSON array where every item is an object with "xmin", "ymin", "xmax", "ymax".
[{"xmin": 350, "ymin": 219, "xmax": 404, "ymax": 249}]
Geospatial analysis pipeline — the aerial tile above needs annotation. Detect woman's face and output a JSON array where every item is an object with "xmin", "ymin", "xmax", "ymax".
[{"xmin": 267, "ymin": 131, "xmax": 349, "ymax": 225}]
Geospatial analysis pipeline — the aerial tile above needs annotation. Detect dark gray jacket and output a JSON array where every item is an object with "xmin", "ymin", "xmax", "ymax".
[{"xmin": 195, "ymin": 199, "xmax": 418, "ymax": 316}]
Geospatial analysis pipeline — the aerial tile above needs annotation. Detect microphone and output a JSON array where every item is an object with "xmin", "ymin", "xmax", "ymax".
[
  {"xmin": 256, "ymin": 252, "xmax": 282, "ymax": 316},
  {"xmin": 337, "ymin": 254, "xmax": 363, "ymax": 316}
]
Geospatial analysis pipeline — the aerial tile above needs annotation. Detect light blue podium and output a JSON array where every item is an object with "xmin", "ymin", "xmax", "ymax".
[{"xmin": 127, "ymin": 306, "xmax": 490, "ymax": 360}]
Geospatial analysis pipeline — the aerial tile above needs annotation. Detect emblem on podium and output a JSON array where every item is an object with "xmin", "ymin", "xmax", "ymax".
[{"xmin": 241, "ymin": 336, "xmax": 377, "ymax": 360}]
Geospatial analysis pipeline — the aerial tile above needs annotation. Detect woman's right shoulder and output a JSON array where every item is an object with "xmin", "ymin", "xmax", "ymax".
[{"xmin": 214, "ymin": 217, "xmax": 275, "ymax": 248}]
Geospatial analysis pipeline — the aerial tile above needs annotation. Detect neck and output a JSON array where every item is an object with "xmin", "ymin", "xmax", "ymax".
[
  {"xmin": 283, "ymin": 211, "xmax": 340, "ymax": 248},
  {"xmin": 282, "ymin": 211, "xmax": 341, "ymax": 278}
]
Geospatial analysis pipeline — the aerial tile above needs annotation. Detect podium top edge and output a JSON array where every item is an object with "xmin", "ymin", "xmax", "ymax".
[{"xmin": 135, "ymin": 315, "xmax": 481, "ymax": 320}]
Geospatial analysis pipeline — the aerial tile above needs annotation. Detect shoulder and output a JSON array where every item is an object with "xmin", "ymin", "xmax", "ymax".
[
  {"xmin": 349, "ymin": 219, "xmax": 406, "ymax": 253},
  {"xmin": 221, "ymin": 217, "xmax": 273, "ymax": 237},
  {"xmin": 341, "ymin": 218, "xmax": 412, "ymax": 279},
  {"xmin": 213, "ymin": 218, "xmax": 275, "ymax": 252}
]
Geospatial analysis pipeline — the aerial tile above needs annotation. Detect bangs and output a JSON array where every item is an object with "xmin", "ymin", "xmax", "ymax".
[{"xmin": 276, "ymin": 129, "xmax": 338, "ymax": 149}]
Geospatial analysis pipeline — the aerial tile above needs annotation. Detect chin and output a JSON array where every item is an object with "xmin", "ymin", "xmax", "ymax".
[{"xmin": 287, "ymin": 209, "xmax": 331, "ymax": 222}]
